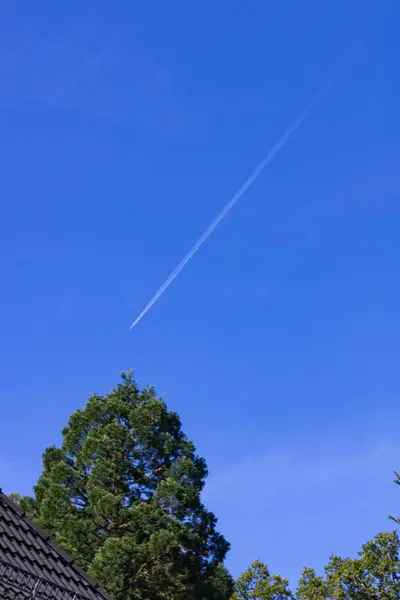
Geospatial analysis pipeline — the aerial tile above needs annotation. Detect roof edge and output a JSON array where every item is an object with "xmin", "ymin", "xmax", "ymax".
[{"xmin": 0, "ymin": 489, "xmax": 114, "ymax": 600}]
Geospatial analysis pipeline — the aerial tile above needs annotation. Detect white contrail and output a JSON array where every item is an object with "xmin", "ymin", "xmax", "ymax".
[{"xmin": 129, "ymin": 71, "xmax": 342, "ymax": 330}]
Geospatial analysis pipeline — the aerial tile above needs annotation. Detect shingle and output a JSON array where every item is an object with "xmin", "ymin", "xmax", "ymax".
[
  {"xmin": 0, "ymin": 492, "xmax": 113, "ymax": 600},
  {"xmin": 0, "ymin": 581, "xmax": 30, "ymax": 599},
  {"xmin": 47, "ymin": 540, "xmax": 74, "ymax": 564},
  {"xmin": 22, "ymin": 516, "xmax": 50, "ymax": 541}
]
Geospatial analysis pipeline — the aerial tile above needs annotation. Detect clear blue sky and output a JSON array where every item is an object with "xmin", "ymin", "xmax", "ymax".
[{"xmin": 1, "ymin": 0, "xmax": 399, "ymax": 587}]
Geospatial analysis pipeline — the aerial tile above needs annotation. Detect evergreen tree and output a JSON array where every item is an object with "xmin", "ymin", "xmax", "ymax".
[{"xmin": 20, "ymin": 372, "xmax": 233, "ymax": 600}]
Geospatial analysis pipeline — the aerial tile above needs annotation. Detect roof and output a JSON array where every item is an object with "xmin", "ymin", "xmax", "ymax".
[{"xmin": 0, "ymin": 490, "xmax": 114, "ymax": 600}]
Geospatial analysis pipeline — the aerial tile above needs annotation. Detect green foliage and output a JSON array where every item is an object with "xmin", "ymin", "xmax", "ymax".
[
  {"xmin": 232, "ymin": 560, "xmax": 293, "ymax": 599},
  {"xmin": 13, "ymin": 373, "xmax": 400, "ymax": 599},
  {"xmin": 236, "ymin": 531, "xmax": 400, "ymax": 600},
  {"xmin": 296, "ymin": 568, "xmax": 328, "ymax": 599},
  {"xmin": 7, "ymin": 492, "xmax": 22, "ymax": 506},
  {"xmin": 20, "ymin": 371, "xmax": 233, "ymax": 600},
  {"xmin": 296, "ymin": 531, "xmax": 400, "ymax": 599},
  {"xmin": 389, "ymin": 470, "xmax": 400, "ymax": 525}
]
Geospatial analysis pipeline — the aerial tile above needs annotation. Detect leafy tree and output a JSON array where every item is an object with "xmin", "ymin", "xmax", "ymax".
[
  {"xmin": 296, "ymin": 568, "xmax": 328, "ymax": 599},
  {"xmin": 20, "ymin": 371, "xmax": 233, "ymax": 600},
  {"xmin": 232, "ymin": 560, "xmax": 293, "ymax": 599},
  {"xmin": 296, "ymin": 532, "xmax": 400, "ymax": 599},
  {"xmin": 7, "ymin": 492, "xmax": 22, "ymax": 506},
  {"xmin": 389, "ymin": 470, "xmax": 400, "ymax": 525}
]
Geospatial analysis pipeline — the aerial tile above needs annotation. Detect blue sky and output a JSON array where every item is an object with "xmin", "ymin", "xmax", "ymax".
[{"xmin": 1, "ymin": 0, "xmax": 400, "ymax": 587}]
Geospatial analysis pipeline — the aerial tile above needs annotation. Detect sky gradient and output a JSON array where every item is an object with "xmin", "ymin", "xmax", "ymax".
[{"xmin": 1, "ymin": 0, "xmax": 399, "ymax": 587}]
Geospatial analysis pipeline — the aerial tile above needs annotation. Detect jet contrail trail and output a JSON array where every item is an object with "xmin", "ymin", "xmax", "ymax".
[
  {"xmin": 131, "ymin": 11, "xmax": 386, "ymax": 335},
  {"xmin": 129, "ymin": 76, "xmax": 335, "ymax": 330},
  {"xmin": 129, "ymin": 77, "xmax": 338, "ymax": 330},
  {"xmin": 128, "ymin": 9, "xmax": 390, "ymax": 329}
]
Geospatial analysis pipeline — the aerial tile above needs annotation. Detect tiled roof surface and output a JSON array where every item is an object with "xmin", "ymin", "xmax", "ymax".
[{"xmin": 0, "ymin": 491, "xmax": 113, "ymax": 600}]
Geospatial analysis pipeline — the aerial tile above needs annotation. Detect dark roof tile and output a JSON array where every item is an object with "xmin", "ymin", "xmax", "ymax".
[
  {"xmin": 47, "ymin": 539, "xmax": 74, "ymax": 564},
  {"xmin": 0, "ymin": 491, "xmax": 114, "ymax": 600},
  {"xmin": 22, "ymin": 516, "xmax": 50, "ymax": 540}
]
